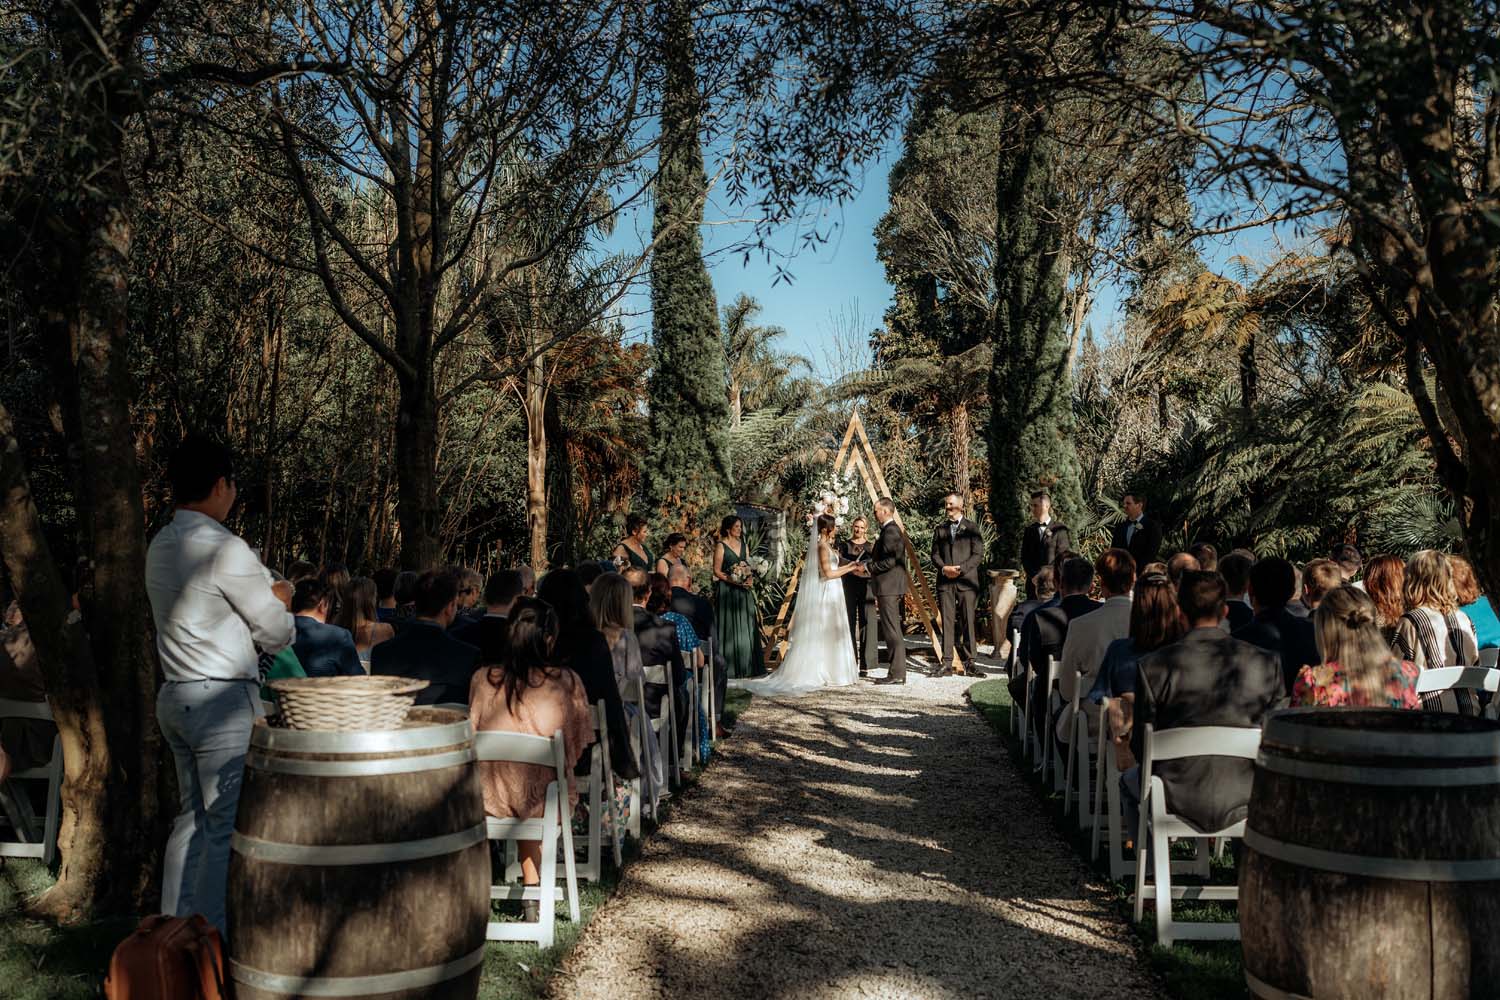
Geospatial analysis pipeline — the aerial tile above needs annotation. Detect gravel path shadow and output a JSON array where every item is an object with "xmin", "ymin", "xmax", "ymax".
[{"xmin": 549, "ymin": 675, "xmax": 1160, "ymax": 999}]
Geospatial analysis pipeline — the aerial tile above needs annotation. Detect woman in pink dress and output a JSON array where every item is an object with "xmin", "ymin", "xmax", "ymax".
[{"xmin": 470, "ymin": 597, "xmax": 595, "ymax": 908}]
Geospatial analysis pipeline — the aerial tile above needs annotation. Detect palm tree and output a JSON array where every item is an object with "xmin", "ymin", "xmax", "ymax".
[{"xmin": 722, "ymin": 293, "xmax": 813, "ymax": 428}]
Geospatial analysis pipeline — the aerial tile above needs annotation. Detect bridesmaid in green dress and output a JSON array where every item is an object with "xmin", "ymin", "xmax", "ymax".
[
  {"xmin": 613, "ymin": 514, "xmax": 654, "ymax": 572},
  {"xmin": 713, "ymin": 515, "xmax": 764, "ymax": 678}
]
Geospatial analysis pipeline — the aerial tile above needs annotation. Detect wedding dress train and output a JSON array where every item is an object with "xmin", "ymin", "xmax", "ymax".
[{"xmin": 731, "ymin": 529, "xmax": 858, "ymax": 696}]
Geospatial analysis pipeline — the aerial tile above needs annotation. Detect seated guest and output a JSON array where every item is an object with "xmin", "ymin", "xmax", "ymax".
[
  {"xmin": 1333, "ymin": 544, "xmax": 1363, "ymax": 585},
  {"xmin": 669, "ymin": 563, "xmax": 725, "ymax": 732},
  {"xmin": 1364, "ymin": 554, "xmax": 1406, "ymax": 647},
  {"xmin": 1139, "ymin": 560, "xmax": 1168, "ymax": 578},
  {"xmin": 1188, "ymin": 543, "xmax": 1217, "ymax": 573},
  {"xmin": 1009, "ymin": 566, "xmax": 1055, "ymax": 675},
  {"xmin": 1126, "ymin": 571, "xmax": 1285, "ymax": 834},
  {"xmin": 373, "ymin": 567, "xmax": 399, "ymax": 622},
  {"xmin": 1284, "ymin": 564, "xmax": 1309, "ymax": 618},
  {"xmin": 1395, "ymin": 550, "xmax": 1479, "ymax": 713},
  {"xmin": 578, "ymin": 561, "xmax": 607, "ymax": 592},
  {"xmin": 652, "ymin": 572, "xmax": 709, "ymax": 758},
  {"xmin": 1010, "ymin": 556, "xmax": 1101, "ymax": 745},
  {"xmin": 392, "ymin": 570, "xmax": 419, "ymax": 622},
  {"xmin": 591, "ymin": 572, "xmax": 662, "ymax": 796},
  {"xmin": 1293, "ymin": 586, "xmax": 1419, "ymax": 709},
  {"xmin": 536, "ymin": 568, "xmax": 636, "ymax": 780},
  {"xmin": 318, "ymin": 563, "xmax": 351, "ymax": 622},
  {"xmin": 1234, "ymin": 556, "xmax": 1320, "ymax": 696},
  {"xmin": 371, "ymin": 569, "xmax": 480, "ymax": 704},
  {"xmin": 469, "ymin": 598, "xmax": 595, "ymax": 921},
  {"xmin": 1087, "ymin": 572, "xmax": 1186, "ymax": 724},
  {"xmin": 335, "ymin": 576, "xmax": 394, "ymax": 667},
  {"xmin": 1451, "ymin": 555, "xmax": 1500, "ymax": 650},
  {"xmin": 1166, "ymin": 551, "xmax": 1199, "ymax": 585},
  {"xmin": 1218, "ymin": 551, "xmax": 1255, "ymax": 631},
  {"xmin": 454, "ymin": 568, "xmax": 485, "ymax": 627},
  {"xmin": 291, "ymin": 578, "xmax": 364, "ymax": 677},
  {"xmin": 624, "ymin": 567, "xmax": 689, "ymax": 749},
  {"xmin": 284, "ymin": 560, "xmax": 317, "ymax": 584},
  {"xmin": 1056, "ymin": 548, "xmax": 1136, "ymax": 748},
  {"xmin": 453, "ymin": 569, "xmax": 523, "ymax": 663},
  {"xmin": 656, "ymin": 533, "xmax": 689, "ymax": 580},
  {"xmin": 1300, "ymin": 558, "xmax": 1342, "ymax": 614}
]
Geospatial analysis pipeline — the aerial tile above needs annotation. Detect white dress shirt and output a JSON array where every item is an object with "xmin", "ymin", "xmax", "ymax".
[
  {"xmin": 1055, "ymin": 594, "xmax": 1133, "ymax": 743},
  {"xmin": 146, "ymin": 510, "xmax": 294, "ymax": 683}
]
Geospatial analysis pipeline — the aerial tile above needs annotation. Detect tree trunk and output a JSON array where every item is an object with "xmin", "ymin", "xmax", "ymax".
[
  {"xmin": 393, "ymin": 366, "xmax": 442, "ymax": 571},
  {"xmin": 951, "ymin": 399, "xmax": 973, "ymax": 508},
  {"xmin": 524, "ymin": 348, "xmax": 549, "ymax": 572}
]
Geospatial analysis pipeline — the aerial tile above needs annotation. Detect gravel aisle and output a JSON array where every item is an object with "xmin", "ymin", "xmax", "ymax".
[{"xmin": 548, "ymin": 675, "xmax": 1160, "ymax": 1000}]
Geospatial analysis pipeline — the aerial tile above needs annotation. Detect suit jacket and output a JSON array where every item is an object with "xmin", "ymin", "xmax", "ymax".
[
  {"xmin": 292, "ymin": 617, "xmax": 364, "ymax": 678},
  {"xmin": 1023, "ymin": 593, "xmax": 1102, "ymax": 674},
  {"xmin": 1132, "ymin": 627, "xmax": 1287, "ymax": 833},
  {"xmin": 868, "ymin": 520, "xmax": 910, "ymax": 597},
  {"xmin": 670, "ymin": 587, "xmax": 714, "ymax": 643},
  {"xmin": 931, "ymin": 517, "xmax": 984, "ymax": 591},
  {"xmin": 1234, "ymin": 609, "xmax": 1321, "ymax": 696},
  {"xmin": 632, "ymin": 607, "xmax": 687, "ymax": 687},
  {"xmin": 1225, "ymin": 599, "xmax": 1255, "ymax": 633},
  {"xmin": 1056, "ymin": 595, "xmax": 1132, "ymax": 742},
  {"xmin": 1110, "ymin": 516, "xmax": 1163, "ymax": 567},
  {"xmin": 370, "ymin": 620, "xmax": 481, "ymax": 705},
  {"xmin": 451, "ymin": 613, "xmax": 508, "ymax": 664},
  {"xmin": 1020, "ymin": 521, "xmax": 1070, "ymax": 583}
]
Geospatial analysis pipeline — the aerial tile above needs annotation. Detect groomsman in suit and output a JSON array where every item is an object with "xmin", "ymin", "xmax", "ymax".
[
  {"xmin": 1110, "ymin": 492, "xmax": 1163, "ymax": 567},
  {"xmin": 1020, "ymin": 491, "xmax": 1070, "ymax": 599},
  {"xmin": 931, "ymin": 494, "xmax": 986, "ymax": 678},
  {"xmin": 869, "ymin": 497, "xmax": 910, "ymax": 685}
]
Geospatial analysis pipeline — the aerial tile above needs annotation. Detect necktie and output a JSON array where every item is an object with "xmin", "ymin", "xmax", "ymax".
[{"xmin": 950, "ymin": 521, "xmax": 958, "ymax": 541}]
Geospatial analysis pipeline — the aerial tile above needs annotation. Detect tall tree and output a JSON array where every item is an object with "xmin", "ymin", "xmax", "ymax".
[
  {"xmin": 644, "ymin": 0, "xmax": 732, "ymax": 520},
  {"xmin": 987, "ymin": 109, "xmax": 1085, "ymax": 558}
]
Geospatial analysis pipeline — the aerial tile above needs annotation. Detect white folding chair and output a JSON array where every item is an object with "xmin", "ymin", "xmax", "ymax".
[
  {"xmin": 577, "ymin": 701, "xmax": 621, "ymax": 882},
  {"xmin": 1038, "ymin": 657, "xmax": 1064, "ymax": 790},
  {"xmin": 623, "ymin": 674, "xmax": 660, "ymax": 839},
  {"xmin": 1090, "ymin": 711, "xmax": 1135, "ymax": 880},
  {"xmin": 1481, "ymin": 648, "xmax": 1499, "ymax": 669},
  {"xmin": 1064, "ymin": 675, "xmax": 1096, "ymax": 827},
  {"xmin": 0, "ymin": 699, "xmax": 61, "ymax": 866},
  {"xmin": 683, "ymin": 653, "xmax": 701, "ymax": 773},
  {"xmin": 1007, "ymin": 629, "xmax": 1022, "ymax": 740},
  {"xmin": 702, "ymin": 637, "xmax": 717, "ymax": 741},
  {"xmin": 641, "ymin": 664, "xmax": 680, "ymax": 789},
  {"xmin": 1417, "ymin": 666, "xmax": 1500, "ymax": 695},
  {"xmin": 475, "ymin": 729, "xmax": 581, "ymax": 948},
  {"xmin": 1132, "ymin": 723, "xmax": 1261, "ymax": 945}
]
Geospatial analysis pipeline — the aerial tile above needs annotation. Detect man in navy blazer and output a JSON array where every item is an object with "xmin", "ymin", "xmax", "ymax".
[
  {"xmin": 371, "ymin": 569, "xmax": 480, "ymax": 705},
  {"xmin": 290, "ymin": 578, "xmax": 364, "ymax": 677},
  {"xmin": 1233, "ymin": 556, "xmax": 1320, "ymax": 696},
  {"xmin": 451, "ymin": 568, "xmax": 523, "ymax": 663}
]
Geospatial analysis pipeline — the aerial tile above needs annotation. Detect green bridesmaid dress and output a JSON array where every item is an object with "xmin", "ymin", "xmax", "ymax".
[{"xmin": 717, "ymin": 541, "xmax": 765, "ymax": 678}]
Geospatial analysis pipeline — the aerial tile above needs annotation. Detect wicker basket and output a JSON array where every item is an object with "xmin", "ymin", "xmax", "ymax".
[{"xmin": 267, "ymin": 675, "xmax": 430, "ymax": 731}]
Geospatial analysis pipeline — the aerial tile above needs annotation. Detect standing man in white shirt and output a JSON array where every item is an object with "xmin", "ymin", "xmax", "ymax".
[{"xmin": 145, "ymin": 435, "xmax": 294, "ymax": 934}]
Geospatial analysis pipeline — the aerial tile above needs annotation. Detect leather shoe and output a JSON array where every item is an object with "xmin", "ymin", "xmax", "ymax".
[
  {"xmin": 874, "ymin": 676, "xmax": 906, "ymax": 685},
  {"xmin": 930, "ymin": 668, "xmax": 955, "ymax": 678},
  {"xmin": 966, "ymin": 664, "xmax": 988, "ymax": 678}
]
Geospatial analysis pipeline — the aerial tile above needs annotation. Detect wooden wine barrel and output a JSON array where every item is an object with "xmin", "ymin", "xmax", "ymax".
[
  {"xmin": 227, "ymin": 707, "xmax": 489, "ymax": 1000},
  {"xmin": 1240, "ymin": 708, "xmax": 1500, "ymax": 1000}
]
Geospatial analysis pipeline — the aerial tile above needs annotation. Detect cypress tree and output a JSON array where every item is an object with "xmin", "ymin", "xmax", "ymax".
[
  {"xmin": 644, "ymin": 0, "xmax": 732, "ymax": 518},
  {"xmin": 988, "ymin": 108, "xmax": 1085, "ymax": 562}
]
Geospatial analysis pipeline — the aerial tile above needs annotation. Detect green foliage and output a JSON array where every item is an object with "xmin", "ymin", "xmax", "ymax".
[
  {"xmin": 987, "ymin": 115, "xmax": 1085, "ymax": 559},
  {"xmin": 644, "ymin": 0, "xmax": 732, "ymax": 518}
]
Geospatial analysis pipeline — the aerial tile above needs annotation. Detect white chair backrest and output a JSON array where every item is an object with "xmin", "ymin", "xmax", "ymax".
[
  {"xmin": 1143, "ymin": 723, "xmax": 1261, "ymax": 769},
  {"xmin": 1481, "ymin": 648, "xmax": 1500, "ymax": 669},
  {"xmin": 641, "ymin": 664, "xmax": 670, "ymax": 686},
  {"xmin": 474, "ymin": 729, "xmax": 563, "ymax": 769},
  {"xmin": 1417, "ymin": 666, "xmax": 1500, "ymax": 695},
  {"xmin": 0, "ymin": 698, "xmax": 53, "ymax": 723}
]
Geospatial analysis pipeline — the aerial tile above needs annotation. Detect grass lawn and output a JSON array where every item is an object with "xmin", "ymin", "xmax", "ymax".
[
  {"xmin": 966, "ymin": 679, "xmax": 1245, "ymax": 1000},
  {"xmin": 0, "ymin": 689, "xmax": 757, "ymax": 999}
]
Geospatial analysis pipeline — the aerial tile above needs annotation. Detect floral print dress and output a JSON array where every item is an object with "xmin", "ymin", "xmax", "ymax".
[{"xmin": 1291, "ymin": 658, "xmax": 1421, "ymax": 709}]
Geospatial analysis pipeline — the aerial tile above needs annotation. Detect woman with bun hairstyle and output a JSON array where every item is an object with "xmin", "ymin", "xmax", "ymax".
[{"xmin": 1292, "ymin": 585, "xmax": 1420, "ymax": 709}]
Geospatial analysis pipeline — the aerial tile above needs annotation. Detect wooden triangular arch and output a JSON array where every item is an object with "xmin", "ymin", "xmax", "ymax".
[{"xmin": 765, "ymin": 409, "xmax": 945, "ymax": 667}]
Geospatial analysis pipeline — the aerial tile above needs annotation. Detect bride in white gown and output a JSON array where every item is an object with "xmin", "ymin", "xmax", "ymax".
[{"xmin": 732, "ymin": 513, "xmax": 865, "ymax": 695}]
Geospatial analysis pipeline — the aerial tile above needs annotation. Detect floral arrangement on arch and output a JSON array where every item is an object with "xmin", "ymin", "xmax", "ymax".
[{"xmin": 806, "ymin": 468, "xmax": 855, "ymax": 527}]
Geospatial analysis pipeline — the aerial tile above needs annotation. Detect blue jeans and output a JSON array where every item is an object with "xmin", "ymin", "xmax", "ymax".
[{"xmin": 157, "ymin": 679, "xmax": 260, "ymax": 935}]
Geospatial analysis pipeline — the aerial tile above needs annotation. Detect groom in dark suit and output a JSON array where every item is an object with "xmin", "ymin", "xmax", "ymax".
[
  {"xmin": 1110, "ymin": 492, "xmax": 1163, "ymax": 567},
  {"xmin": 1019, "ymin": 490, "xmax": 1069, "ymax": 598},
  {"xmin": 931, "ymin": 494, "xmax": 985, "ymax": 678},
  {"xmin": 869, "ymin": 497, "xmax": 910, "ymax": 685}
]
